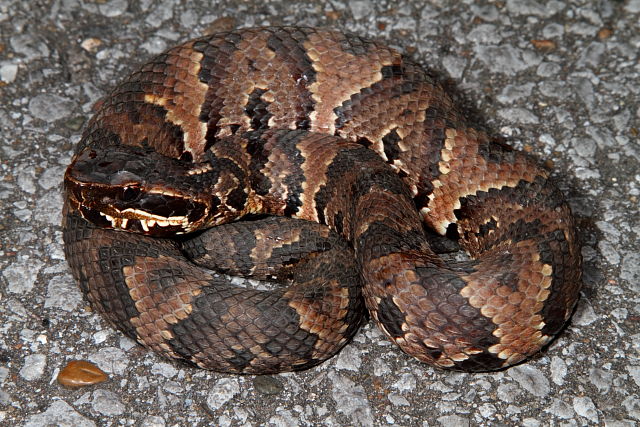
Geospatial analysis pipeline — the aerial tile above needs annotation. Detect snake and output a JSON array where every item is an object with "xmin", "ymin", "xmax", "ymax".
[{"xmin": 62, "ymin": 26, "xmax": 582, "ymax": 374}]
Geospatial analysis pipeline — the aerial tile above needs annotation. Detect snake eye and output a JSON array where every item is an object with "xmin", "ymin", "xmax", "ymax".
[{"xmin": 121, "ymin": 186, "xmax": 140, "ymax": 202}]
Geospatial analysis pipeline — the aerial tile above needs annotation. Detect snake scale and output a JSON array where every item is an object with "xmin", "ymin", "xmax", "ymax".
[{"xmin": 62, "ymin": 27, "xmax": 582, "ymax": 374}]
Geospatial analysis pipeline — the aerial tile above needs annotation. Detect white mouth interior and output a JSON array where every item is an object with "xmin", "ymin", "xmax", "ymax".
[{"xmin": 99, "ymin": 208, "xmax": 189, "ymax": 231}]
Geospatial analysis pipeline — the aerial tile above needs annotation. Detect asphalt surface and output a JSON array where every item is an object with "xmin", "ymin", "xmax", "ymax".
[{"xmin": 1, "ymin": 0, "xmax": 639, "ymax": 426}]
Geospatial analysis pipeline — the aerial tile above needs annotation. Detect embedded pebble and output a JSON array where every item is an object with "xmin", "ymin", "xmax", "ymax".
[
  {"xmin": 19, "ymin": 354, "xmax": 46, "ymax": 381},
  {"xmin": 57, "ymin": 360, "xmax": 108, "ymax": 388},
  {"xmin": 392, "ymin": 372, "xmax": 416, "ymax": 393},
  {"xmin": 536, "ymin": 62, "xmax": 562, "ymax": 77},
  {"xmin": 92, "ymin": 389, "xmax": 125, "ymax": 416},
  {"xmin": 0, "ymin": 62, "xmax": 17, "ymax": 82},
  {"xmin": 497, "ymin": 107, "xmax": 539, "ymax": 124},
  {"xmin": 140, "ymin": 416, "xmax": 166, "ymax": 427},
  {"xmin": 10, "ymin": 33, "xmax": 50, "ymax": 60},
  {"xmin": 627, "ymin": 366, "xmax": 640, "ymax": 388},
  {"xmin": 24, "ymin": 401, "xmax": 96, "ymax": 427},
  {"xmin": 268, "ymin": 409, "xmax": 299, "ymax": 426},
  {"xmin": 577, "ymin": 42, "xmax": 605, "ymax": 69},
  {"xmin": 467, "ymin": 24, "xmax": 502, "ymax": 44},
  {"xmin": 437, "ymin": 414, "xmax": 470, "ymax": 426},
  {"xmin": 508, "ymin": 365, "xmax": 550, "ymax": 397},
  {"xmin": 0, "ymin": 367, "xmax": 9, "ymax": 383},
  {"xmin": 34, "ymin": 190, "xmax": 63, "ymax": 225},
  {"xmin": 589, "ymin": 367, "xmax": 613, "ymax": 393},
  {"xmin": 334, "ymin": 344, "xmax": 362, "ymax": 371},
  {"xmin": 372, "ymin": 358, "xmax": 390, "ymax": 376},
  {"xmin": 3, "ymin": 256, "xmax": 44, "ymax": 294},
  {"xmin": 573, "ymin": 298, "xmax": 598, "ymax": 326},
  {"xmin": 598, "ymin": 240, "xmax": 620, "ymax": 265},
  {"xmin": 145, "ymin": 0, "xmax": 174, "ymax": 27},
  {"xmin": 349, "ymin": 0, "xmax": 374, "ymax": 20},
  {"xmin": 572, "ymin": 137, "xmax": 597, "ymax": 159},
  {"xmin": 478, "ymin": 403, "xmax": 497, "ymax": 418},
  {"xmin": 38, "ymin": 165, "xmax": 65, "ymax": 190},
  {"xmin": 506, "ymin": 0, "xmax": 564, "ymax": 17},
  {"xmin": 497, "ymin": 383, "xmax": 521, "ymax": 403},
  {"xmin": 622, "ymin": 396, "xmax": 640, "ymax": 420},
  {"xmin": 625, "ymin": 0, "xmax": 640, "ymax": 13},
  {"xmin": 45, "ymin": 275, "xmax": 83, "ymax": 311},
  {"xmin": 475, "ymin": 45, "xmax": 525, "ymax": 74},
  {"xmin": 0, "ymin": 390, "xmax": 12, "ymax": 405},
  {"xmin": 620, "ymin": 253, "xmax": 640, "ymax": 291},
  {"xmin": 545, "ymin": 398, "xmax": 574, "ymax": 419},
  {"xmin": 470, "ymin": 4, "xmax": 499, "ymax": 21},
  {"xmin": 141, "ymin": 37, "xmax": 168, "ymax": 54},
  {"xmin": 150, "ymin": 362, "xmax": 179, "ymax": 379},
  {"xmin": 98, "ymin": 0, "xmax": 128, "ymax": 17},
  {"xmin": 328, "ymin": 372, "xmax": 373, "ymax": 426},
  {"xmin": 573, "ymin": 396, "xmax": 599, "ymax": 423},
  {"xmin": 207, "ymin": 378, "xmax": 240, "ymax": 411},
  {"xmin": 387, "ymin": 392, "xmax": 409, "ymax": 406},
  {"xmin": 442, "ymin": 55, "xmax": 467, "ymax": 79},
  {"xmin": 28, "ymin": 94, "xmax": 75, "ymax": 122},
  {"xmin": 253, "ymin": 375, "xmax": 284, "ymax": 395},
  {"xmin": 89, "ymin": 347, "xmax": 129, "ymax": 375},
  {"xmin": 93, "ymin": 330, "xmax": 109, "ymax": 344},
  {"xmin": 497, "ymin": 83, "xmax": 534, "ymax": 104},
  {"xmin": 17, "ymin": 166, "xmax": 37, "ymax": 194}
]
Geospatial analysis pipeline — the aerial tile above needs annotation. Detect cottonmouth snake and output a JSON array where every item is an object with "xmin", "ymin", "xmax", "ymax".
[{"xmin": 62, "ymin": 27, "xmax": 582, "ymax": 374}]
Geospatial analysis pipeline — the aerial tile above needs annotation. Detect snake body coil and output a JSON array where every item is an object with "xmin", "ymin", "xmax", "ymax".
[{"xmin": 63, "ymin": 27, "xmax": 582, "ymax": 374}]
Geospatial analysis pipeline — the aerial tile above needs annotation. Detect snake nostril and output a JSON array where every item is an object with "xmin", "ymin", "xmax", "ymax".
[{"xmin": 121, "ymin": 186, "xmax": 140, "ymax": 202}]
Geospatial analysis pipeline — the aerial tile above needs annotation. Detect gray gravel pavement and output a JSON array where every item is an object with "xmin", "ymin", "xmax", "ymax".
[{"xmin": 1, "ymin": 0, "xmax": 639, "ymax": 425}]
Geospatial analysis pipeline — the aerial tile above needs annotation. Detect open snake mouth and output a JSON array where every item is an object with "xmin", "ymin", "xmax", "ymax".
[
  {"xmin": 63, "ymin": 145, "xmax": 218, "ymax": 236},
  {"xmin": 66, "ymin": 181, "xmax": 210, "ymax": 237},
  {"xmin": 97, "ymin": 208, "xmax": 190, "ymax": 232}
]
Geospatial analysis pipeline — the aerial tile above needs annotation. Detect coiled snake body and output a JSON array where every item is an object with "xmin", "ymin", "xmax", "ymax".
[{"xmin": 63, "ymin": 27, "xmax": 582, "ymax": 374}]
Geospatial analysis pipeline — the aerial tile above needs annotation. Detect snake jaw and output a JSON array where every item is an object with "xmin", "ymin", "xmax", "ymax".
[
  {"xmin": 63, "ymin": 144, "xmax": 219, "ymax": 236},
  {"xmin": 97, "ymin": 208, "xmax": 191, "ymax": 233},
  {"xmin": 64, "ymin": 174, "xmax": 211, "ymax": 236},
  {"xmin": 71, "ymin": 192, "xmax": 209, "ymax": 236}
]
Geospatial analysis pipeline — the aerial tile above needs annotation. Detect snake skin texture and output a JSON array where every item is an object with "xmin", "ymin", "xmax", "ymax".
[{"xmin": 62, "ymin": 26, "xmax": 582, "ymax": 373}]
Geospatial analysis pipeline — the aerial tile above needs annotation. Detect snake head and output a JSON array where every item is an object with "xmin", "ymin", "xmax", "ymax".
[{"xmin": 64, "ymin": 144, "xmax": 237, "ymax": 236}]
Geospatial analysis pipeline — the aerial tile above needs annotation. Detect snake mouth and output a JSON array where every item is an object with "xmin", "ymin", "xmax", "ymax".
[
  {"xmin": 80, "ymin": 205, "xmax": 195, "ymax": 235},
  {"xmin": 67, "ymin": 182, "xmax": 209, "ymax": 236},
  {"xmin": 63, "ymin": 144, "xmax": 217, "ymax": 236}
]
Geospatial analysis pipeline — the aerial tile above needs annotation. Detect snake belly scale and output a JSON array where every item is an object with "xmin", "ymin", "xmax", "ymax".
[{"xmin": 62, "ymin": 26, "xmax": 582, "ymax": 374}]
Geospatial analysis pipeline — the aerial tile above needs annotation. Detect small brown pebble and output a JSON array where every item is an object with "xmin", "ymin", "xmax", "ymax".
[
  {"xmin": 325, "ymin": 10, "xmax": 341, "ymax": 20},
  {"xmin": 57, "ymin": 360, "xmax": 108, "ymax": 388},
  {"xmin": 597, "ymin": 28, "xmax": 613, "ymax": 40},
  {"xmin": 253, "ymin": 375, "xmax": 284, "ymax": 395},
  {"xmin": 66, "ymin": 116, "xmax": 85, "ymax": 131},
  {"xmin": 530, "ymin": 39, "xmax": 556, "ymax": 51},
  {"xmin": 544, "ymin": 159, "xmax": 555, "ymax": 169},
  {"xmin": 81, "ymin": 38, "xmax": 103, "ymax": 53}
]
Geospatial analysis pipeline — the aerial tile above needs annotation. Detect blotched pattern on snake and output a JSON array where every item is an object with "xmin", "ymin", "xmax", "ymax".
[{"xmin": 63, "ymin": 27, "xmax": 582, "ymax": 374}]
